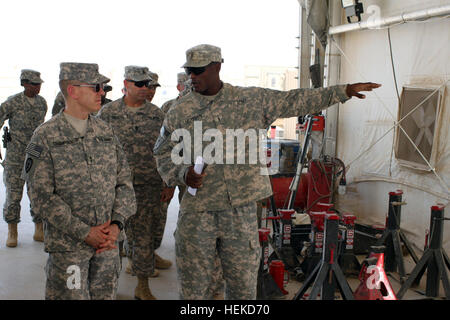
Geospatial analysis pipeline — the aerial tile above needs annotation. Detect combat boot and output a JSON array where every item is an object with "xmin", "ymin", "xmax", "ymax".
[
  {"xmin": 33, "ymin": 222, "xmax": 44, "ymax": 242},
  {"xmin": 150, "ymin": 269, "xmax": 159, "ymax": 277},
  {"xmin": 6, "ymin": 223, "xmax": 18, "ymax": 248},
  {"xmin": 134, "ymin": 277, "xmax": 156, "ymax": 300},
  {"xmin": 155, "ymin": 253, "xmax": 172, "ymax": 269}
]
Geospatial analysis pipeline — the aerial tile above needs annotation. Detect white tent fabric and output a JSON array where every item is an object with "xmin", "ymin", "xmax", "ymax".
[{"xmin": 333, "ymin": 1, "xmax": 450, "ymax": 252}]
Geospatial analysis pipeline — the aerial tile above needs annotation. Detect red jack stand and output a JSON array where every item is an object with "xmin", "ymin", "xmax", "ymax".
[
  {"xmin": 354, "ymin": 246, "xmax": 397, "ymax": 300},
  {"xmin": 397, "ymin": 205, "xmax": 450, "ymax": 300},
  {"xmin": 293, "ymin": 214, "xmax": 354, "ymax": 300}
]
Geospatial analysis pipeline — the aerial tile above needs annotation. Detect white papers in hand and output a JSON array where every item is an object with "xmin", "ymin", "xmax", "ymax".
[{"xmin": 188, "ymin": 156, "xmax": 204, "ymax": 196}]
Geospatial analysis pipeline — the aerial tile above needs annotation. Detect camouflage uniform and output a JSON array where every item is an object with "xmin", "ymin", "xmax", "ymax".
[
  {"xmin": 22, "ymin": 62, "xmax": 136, "ymax": 300},
  {"xmin": 146, "ymin": 72, "xmax": 168, "ymax": 251},
  {"xmin": 52, "ymin": 91, "xmax": 65, "ymax": 116},
  {"xmin": 154, "ymin": 44, "xmax": 351, "ymax": 299},
  {"xmin": 160, "ymin": 74, "xmax": 192, "ymax": 205},
  {"xmin": 97, "ymin": 66, "xmax": 165, "ymax": 279},
  {"xmin": 0, "ymin": 69, "xmax": 47, "ymax": 224}
]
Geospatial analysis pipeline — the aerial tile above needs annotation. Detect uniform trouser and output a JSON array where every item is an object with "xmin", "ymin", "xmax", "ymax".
[
  {"xmin": 153, "ymin": 184, "xmax": 186, "ymax": 249},
  {"xmin": 126, "ymin": 184, "xmax": 162, "ymax": 278},
  {"xmin": 156, "ymin": 202, "xmax": 168, "ymax": 250},
  {"xmin": 45, "ymin": 246, "xmax": 121, "ymax": 300},
  {"xmin": 2, "ymin": 164, "xmax": 41, "ymax": 224},
  {"xmin": 176, "ymin": 184, "xmax": 225, "ymax": 296},
  {"xmin": 175, "ymin": 202, "xmax": 260, "ymax": 300}
]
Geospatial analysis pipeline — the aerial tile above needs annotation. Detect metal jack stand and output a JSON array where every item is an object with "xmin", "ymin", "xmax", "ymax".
[
  {"xmin": 339, "ymin": 214, "xmax": 361, "ymax": 276},
  {"xmin": 266, "ymin": 209, "xmax": 305, "ymax": 281},
  {"xmin": 257, "ymin": 228, "xmax": 284, "ymax": 299},
  {"xmin": 376, "ymin": 190, "xmax": 419, "ymax": 282},
  {"xmin": 293, "ymin": 213, "xmax": 354, "ymax": 300},
  {"xmin": 397, "ymin": 205, "xmax": 450, "ymax": 300}
]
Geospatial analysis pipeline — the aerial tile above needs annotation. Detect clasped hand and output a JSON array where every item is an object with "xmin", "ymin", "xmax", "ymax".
[{"xmin": 84, "ymin": 220, "xmax": 120, "ymax": 254}]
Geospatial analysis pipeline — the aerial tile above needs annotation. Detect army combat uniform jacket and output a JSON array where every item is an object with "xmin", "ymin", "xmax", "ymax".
[
  {"xmin": 154, "ymin": 83, "xmax": 350, "ymax": 213},
  {"xmin": 161, "ymin": 98, "xmax": 177, "ymax": 114},
  {"xmin": 97, "ymin": 98, "xmax": 165, "ymax": 187},
  {"xmin": 22, "ymin": 113, "xmax": 137, "ymax": 252},
  {"xmin": 0, "ymin": 92, "xmax": 47, "ymax": 166}
]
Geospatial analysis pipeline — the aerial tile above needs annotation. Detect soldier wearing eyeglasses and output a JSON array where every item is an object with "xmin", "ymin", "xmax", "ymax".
[
  {"xmin": 97, "ymin": 66, "xmax": 172, "ymax": 300},
  {"xmin": 52, "ymin": 79, "xmax": 112, "ymax": 117},
  {"xmin": 21, "ymin": 62, "xmax": 136, "ymax": 300},
  {"xmin": 0, "ymin": 69, "xmax": 47, "ymax": 248},
  {"xmin": 154, "ymin": 44, "xmax": 381, "ymax": 299}
]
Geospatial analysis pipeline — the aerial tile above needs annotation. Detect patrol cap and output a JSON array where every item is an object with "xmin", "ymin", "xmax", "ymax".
[
  {"xmin": 59, "ymin": 62, "xmax": 108, "ymax": 84},
  {"xmin": 149, "ymin": 71, "xmax": 160, "ymax": 87},
  {"xmin": 124, "ymin": 66, "xmax": 152, "ymax": 82},
  {"xmin": 177, "ymin": 72, "xmax": 188, "ymax": 84},
  {"xmin": 20, "ymin": 69, "xmax": 44, "ymax": 84},
  {"xmin": 182, "ymin": 44, "xmax": 224, "ymax": 68}
]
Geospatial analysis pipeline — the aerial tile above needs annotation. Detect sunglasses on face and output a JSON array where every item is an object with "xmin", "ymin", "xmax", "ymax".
[
  {"xmin": 72, "ymin": 83, "xmax": 104, "ymax": 92},
  {"xmin": 184, "ymin": 66, "xmax": 207, "ymax": 76},
  {"xmin": 29, "ymin": 82, "xmax": 41, "ymax": 86},
  {"xmin": 128, "ymin": 80, "xmax": 151, "ymax": 88}
]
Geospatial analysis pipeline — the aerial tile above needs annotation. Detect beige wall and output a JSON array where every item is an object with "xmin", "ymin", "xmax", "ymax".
[{"xmin": 244, "ymin": 65, "xmax": 299, "ymax": 140}]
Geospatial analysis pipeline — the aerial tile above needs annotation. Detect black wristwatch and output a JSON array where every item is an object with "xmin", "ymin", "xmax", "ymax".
[{"xmin": 110, "ymin": 220, "xmax": 124, "ymax": 231}]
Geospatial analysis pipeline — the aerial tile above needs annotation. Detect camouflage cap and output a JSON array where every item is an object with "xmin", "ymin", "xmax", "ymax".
[
  {"xmin": 124, "ymin": 65, "xmax": 152, "ymax": 82},
  {"xmin": 20, "ymin": 69, "xmax": 44, "ymax": 84},
  {"xmin": 59, "ymin": 62, "xmax": 107, "ymax": 84},
  {"xmin": 149, "ymin": 71, "xmax": 160, "ymax": 87},
  {"xmin": 100, "ymin": 74, "xmax": 111, "ymax": 84},
  {"xmin": 182, "ymin": 44, "xmax": 224, "ymax": 68},
  {"xmin": 177, "ymin": 72, "xmax": 188, "ymax": 84}
]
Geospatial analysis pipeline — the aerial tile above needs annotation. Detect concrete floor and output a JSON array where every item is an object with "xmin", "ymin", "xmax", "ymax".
[{"xmin": 0, "ymin": 170, "xmax": 446, "ymax": 300}]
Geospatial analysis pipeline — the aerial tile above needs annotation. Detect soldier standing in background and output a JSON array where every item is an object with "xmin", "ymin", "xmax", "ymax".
[
  {"xmin": 160, "ymin": 72, "xmax": 188, "ymax": 114},
  {"xmin": 154, "ymin": 44, "xmax": 381, "ymax": 299},
  {"xmin": 145, "ymin": 71, "xmax": 175, "ymax": 272},
  {"xmin": 0, "ymin": 69, "xmax": 47, "ymax": 247},
  {"xmin": 51, "ymin": 91, "xmax": 65, "ymax": 116},
  {"xmin": 22, "ymin": 62, "xmax": 136, "ymax": 299},
  {"xmin": 97, "ymin": 66, "xmax": 173, "ymax": 300}
]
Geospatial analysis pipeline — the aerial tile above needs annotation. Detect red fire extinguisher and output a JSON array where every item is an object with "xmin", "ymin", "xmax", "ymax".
[{"xmin": 269, "ymin": 260, "xmax": 289, "ymax": 295}]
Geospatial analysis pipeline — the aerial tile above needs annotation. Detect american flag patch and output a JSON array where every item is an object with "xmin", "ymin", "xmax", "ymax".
[{"xmin": 25, "ymin": 143, "xmax": 43, "ymax": 158}]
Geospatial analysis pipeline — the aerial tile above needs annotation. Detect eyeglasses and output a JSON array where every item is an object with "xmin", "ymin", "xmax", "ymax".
[
  {"xmin": 29, "ymin": 82, "xmax": 41, "ymax": 86},
  {"xmin": 184, "ymin": 66, "xmax": 207, "ymax": 76},
  {"xmin": 72, "ymin": 83, "xmax": 104, "ymax": 92},
  {"xmin": 127, "ymin": 80, "xmax": 151, "ymax": 88}
]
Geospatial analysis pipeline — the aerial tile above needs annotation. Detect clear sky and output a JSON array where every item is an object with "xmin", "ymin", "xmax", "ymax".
[{"xmin": 0, "ymin": 0, "xmax": 300, "ymax": 109}]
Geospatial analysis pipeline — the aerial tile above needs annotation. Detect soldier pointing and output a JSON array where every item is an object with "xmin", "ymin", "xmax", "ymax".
[{"xmin": 154, "ymin": 44, "xmax": 381, "ymax": 299}]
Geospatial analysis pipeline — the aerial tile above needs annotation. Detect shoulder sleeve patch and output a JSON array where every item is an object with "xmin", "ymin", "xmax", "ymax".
[{"xmin": 25, "ymin": 143, "xmax": 44, "ymax": 158}]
